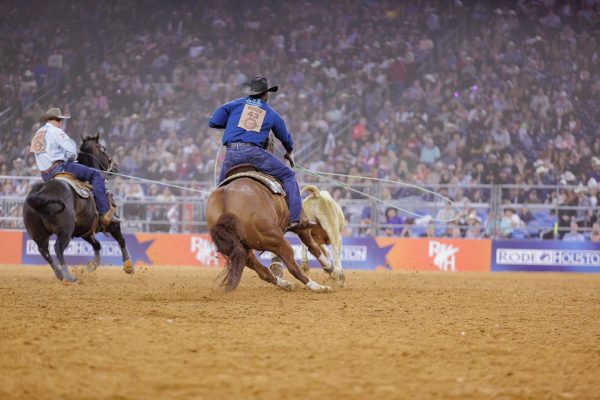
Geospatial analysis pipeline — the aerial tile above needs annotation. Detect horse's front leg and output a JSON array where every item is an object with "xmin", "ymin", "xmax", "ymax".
[
  {"xmin": 108, "ymin": 222, "xmax": 133, "ymax": 274},
  {"xmin": 250, "ymin": 252, "xmax": 294, "ymax": 291},
  {"xmin": 82, "ymin": 235, "xmax": 101, "ymax": 272},
  {"xmin": 297, "ymin": 229, "xmax": 333, "ymax": 273},
  {"xmin": 273, "ymin": 240, "xmax": 331, "ymax": 293}
]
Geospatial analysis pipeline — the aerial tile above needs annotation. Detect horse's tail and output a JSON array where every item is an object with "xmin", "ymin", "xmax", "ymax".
[
  {"xmin": 301, "ymin": 185, "xmax": 320, "ymax": 198},
  {"xmin": 210, "ymin": 212, "xmax": 247, "ymax": 291},
  {"xmin": 26, "ymin": 192, "xmax": 65, "ymax": 217}
]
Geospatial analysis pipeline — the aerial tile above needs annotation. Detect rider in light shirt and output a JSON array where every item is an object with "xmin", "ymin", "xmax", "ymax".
[{"xmin": 30, "ymin": 108, "xmax": 117, "ymax": 227}]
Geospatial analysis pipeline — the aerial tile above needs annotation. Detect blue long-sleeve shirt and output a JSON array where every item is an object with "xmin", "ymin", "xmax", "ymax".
[{"xmin": 208, "ymin": 97, "xmax": 294, "ymax": 153}]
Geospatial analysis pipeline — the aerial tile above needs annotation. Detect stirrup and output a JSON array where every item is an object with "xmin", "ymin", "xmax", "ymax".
[
  {"xmin": 286, "ymin": 220, "xmax": 316, "ymax": 233},
  {"xmin": 100, "ymin": 207, "xmax": 117, "ymax": 226}
]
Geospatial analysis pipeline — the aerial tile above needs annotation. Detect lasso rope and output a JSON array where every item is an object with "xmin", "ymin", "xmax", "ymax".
[
  {"xmin": 295, "ymin": 165, "xmax": 460, "ymax": 223},
  {"xmin": 105, "ymin": 170, "xmax": 213, "ymax": 195},
  {"xmin": 271, "ymin": 147, "xmax": 460, "ymax": 222},
  {"xmin": 88, "ymin": 144, "xmax": 461, "ymax": 222},
  {"xmin": 213, "ymin": 143, "xmax": 223, "ymax": 188}
]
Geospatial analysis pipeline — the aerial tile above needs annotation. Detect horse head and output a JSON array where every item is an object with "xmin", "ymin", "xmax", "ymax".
[{"xmin": 79, "ymin": 132, "xmax": 118, "ymax": 174}]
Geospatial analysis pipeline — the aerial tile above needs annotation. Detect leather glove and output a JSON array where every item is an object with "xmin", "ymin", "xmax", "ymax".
[{"xmin": 284, "ymin": 151, "xmax": 295, "ymax": 168}]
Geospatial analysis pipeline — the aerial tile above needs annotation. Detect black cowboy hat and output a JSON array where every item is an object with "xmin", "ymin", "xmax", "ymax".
[{"xmin": 241, "ymin": 76, "xmax": 278, "ymax": 96}]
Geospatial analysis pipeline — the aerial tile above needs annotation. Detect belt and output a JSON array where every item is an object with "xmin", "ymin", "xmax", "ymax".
[
  {"xmin": 226, "ymin": 142, "xmax": 259, "ymax": 148},
  {"xmin": 41, "ymin": 160, "xmax": 64, "ymax": 174}
]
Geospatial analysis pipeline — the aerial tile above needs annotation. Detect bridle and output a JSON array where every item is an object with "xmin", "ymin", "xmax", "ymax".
[{"xmin": 80, "ymin": 140, "xmax": 116, "ymax": 174}]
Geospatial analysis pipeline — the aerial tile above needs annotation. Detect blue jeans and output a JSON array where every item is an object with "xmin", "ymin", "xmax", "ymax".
[
  {"xmin": 43, "ymin": 161, "xmax": 110, "ymax": 214},
  {"xmin": 219, "ymin": 144, "xmax": 302, "ymax": 223}
]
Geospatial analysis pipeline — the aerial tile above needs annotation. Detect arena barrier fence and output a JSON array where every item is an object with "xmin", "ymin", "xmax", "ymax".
[
  {"xmin": 2, "ymin": 175, "xmax": 598, "ymax": 239},
  {"xmin": 2, "ymin": 230, "xmax": 598, "ymax": 273}
]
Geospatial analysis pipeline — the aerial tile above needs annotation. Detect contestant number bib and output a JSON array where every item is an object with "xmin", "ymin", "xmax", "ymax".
[
  {"xmin": 30, "ymin": 129, "xmax": 47, "ymax": 153},
  {"xmin": 238, "ymin": 104, "xmax": 266, "ymax": 132}
]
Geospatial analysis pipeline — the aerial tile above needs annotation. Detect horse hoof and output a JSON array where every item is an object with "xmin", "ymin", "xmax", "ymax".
[
  {"xmin": 62, "ymin": 273, "xmax": 76, "ymax": 283},
  {"xmin": 269, "ymin": 262, "xmax": 284, "ymax": 278},
  {"xmin": 86, "ymin": 260, "xmax": 99, "ymax": 273},
  {"xmin": 306, "ymin": 279, "xmax": 332, "ymax": 293},
  {"xmin": 123, "ymin": 259, "xmax": 134, "ymax": 274},
  {"xmin": 312, "ymin": 284, "xmax": 331, "ymax": 293},
  {"xmin": 276, "ymin": 277, "xmax": 294, "ymax": 291}
]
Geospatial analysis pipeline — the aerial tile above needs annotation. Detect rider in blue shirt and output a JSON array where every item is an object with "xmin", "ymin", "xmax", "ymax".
[{"xmin": 209, "ymin": 76, "xmax": 313, "ymax": 233}]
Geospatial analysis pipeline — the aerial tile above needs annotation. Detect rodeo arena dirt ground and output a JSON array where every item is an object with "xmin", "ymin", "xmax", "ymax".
[{"xmin": 1, "ymin": 265, "xmax": 599, "ymax": 400}]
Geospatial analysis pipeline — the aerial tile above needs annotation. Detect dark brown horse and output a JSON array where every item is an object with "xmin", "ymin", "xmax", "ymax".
[
  {"xmin": 206, "ymin": 168, "xmax": 343, "ymax": 292},
  {"xmin": 23, "ymin": 133, "xmax": 132, "ymax": 282}
]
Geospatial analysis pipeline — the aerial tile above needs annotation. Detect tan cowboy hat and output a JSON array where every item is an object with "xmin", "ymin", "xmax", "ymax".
[{"xmin": 43, "ymin": 107, "xmax": 71, "ymax": 120}]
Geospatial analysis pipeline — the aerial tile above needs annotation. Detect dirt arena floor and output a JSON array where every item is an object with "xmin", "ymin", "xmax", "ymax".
[{"xmin": 1, "ymin": 265, "xmax": 599, "ymax": 400}]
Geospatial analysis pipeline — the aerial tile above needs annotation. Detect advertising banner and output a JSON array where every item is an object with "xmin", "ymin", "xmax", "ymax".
[
  {"xmin": 3, "ymin": 231, "xmax": 491, "ymax": 272},
  {"xmin": 18, "ymin": 231, "xmax": 222, "ymax": 268},
  {"xmin": 378, "ymin": 237, "xmax": 491, "ymax": 272},
  {"xmin": 5, "ymin": 230, "xmax": 599, "ymax": 273},
  {"xmin": 0, "ymin": 230, "xmax": 23, "ymax": 264},
  {"xmin": 492, "ymin": 240, "xmax": 600, "ymax": 273}
]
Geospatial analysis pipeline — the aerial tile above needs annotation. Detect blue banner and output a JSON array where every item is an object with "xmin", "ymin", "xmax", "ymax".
[
  {"xmin": 257, "ymin": 235, "xmax": 392, "ymax": 270},
  {"xmin": 492, "ymin": 240, "xmax": 600, "ymax": 273},
  {"xmin": 21, "ymin": 232, "xmax": 153, "ymax": 266}
]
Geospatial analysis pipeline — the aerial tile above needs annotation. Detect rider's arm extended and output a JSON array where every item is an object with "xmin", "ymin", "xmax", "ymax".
[
  {"xmin": 271, "ymin": 113, "xmax": 294, "ymax": 153},
  {"xmin": 208, "ymin": 102, "xmax": 231, "ymax": 129}
]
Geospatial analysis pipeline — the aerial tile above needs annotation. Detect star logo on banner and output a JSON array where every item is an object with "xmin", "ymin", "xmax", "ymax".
[
  {"xmin": 368, "ymin": 239, "xmax": 394, "ymax": 270},
  {"xmin": 127, "ymin": 236, "xmax": 154, "ymax": 265}
]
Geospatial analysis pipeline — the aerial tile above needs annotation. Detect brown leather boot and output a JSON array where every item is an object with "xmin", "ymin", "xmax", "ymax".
[
  {"xmin": 100, "ymin": 206, "xmax": 117, "ymax": 227},
  {"xmin": 286, "ymin": 210, "xmax": 316, "ymax": 233}
]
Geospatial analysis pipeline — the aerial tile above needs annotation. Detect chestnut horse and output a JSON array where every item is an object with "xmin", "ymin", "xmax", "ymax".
[{"xmin": 206, "ymin": 170, "xmax": 343, "ymax": 292}]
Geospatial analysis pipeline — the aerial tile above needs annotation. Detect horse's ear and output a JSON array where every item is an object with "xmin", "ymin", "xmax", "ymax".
[
  {"xmin": 94, "ymin": 132, "xmax": 100, "ymax": 141},
  {"xmin": 80, "ymin": 134, "xmax": 85, "ymax": 143}
]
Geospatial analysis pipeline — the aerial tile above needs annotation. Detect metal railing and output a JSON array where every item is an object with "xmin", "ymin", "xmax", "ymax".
[{"xmin": 2, "ymin": 174, "xmax": 597, "ymax": 240}]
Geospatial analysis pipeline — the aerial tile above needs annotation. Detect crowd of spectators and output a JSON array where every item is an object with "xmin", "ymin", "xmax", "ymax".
[
  {"xmin": 1, "ymin": 0, "xmax": 599, "ymax": 238},
  {"xmin": 317, "ymin": 0, "xmax": 600, "ymax": 239}
]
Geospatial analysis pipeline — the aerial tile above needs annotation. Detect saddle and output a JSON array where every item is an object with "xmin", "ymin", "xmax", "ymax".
[
  {"xmin": 218, "ymin": 164, "xmax": 286, "ymax": 196},
  {"xmin": 53, "ymin": 173, "xmax": 92, "ymax": 198}
]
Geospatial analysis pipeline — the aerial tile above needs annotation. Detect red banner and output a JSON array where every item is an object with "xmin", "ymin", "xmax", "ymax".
[
  {"xmin": 378, "ymin": 237, "xmax": 491, "ymax": 272},
  {"xmin": 0, "ymin": 230, "xmax": 23, "ymax": 264}
]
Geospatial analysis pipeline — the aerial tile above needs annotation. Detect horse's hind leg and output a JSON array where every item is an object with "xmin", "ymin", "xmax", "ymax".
[
  {"xmin": 35, "ymin": 236, "xmax": 64, "ymax": 281},
  {"xmin": 54, "ymin": 231, "xmax": 76, "ymax": 282},
  {"xmin": 246, "ymin": 252, "xmax": 294, "ymax": 291},
  {"xmin": 82, "ymin": 235, "xmax": 101, "ymax": 272},
  {"xmin": 108, "ymin": 222, "xmax": 133, "ymax": 274}
]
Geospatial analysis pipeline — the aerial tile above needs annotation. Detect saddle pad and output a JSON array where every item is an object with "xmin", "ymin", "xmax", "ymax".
[
  {"xmin": 218, "ymin": 171, "xmax": 286, "ymax": 196},
  {"xmin": 54, "ymin": 175, "xmax": 92, "ymax": 199}
]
